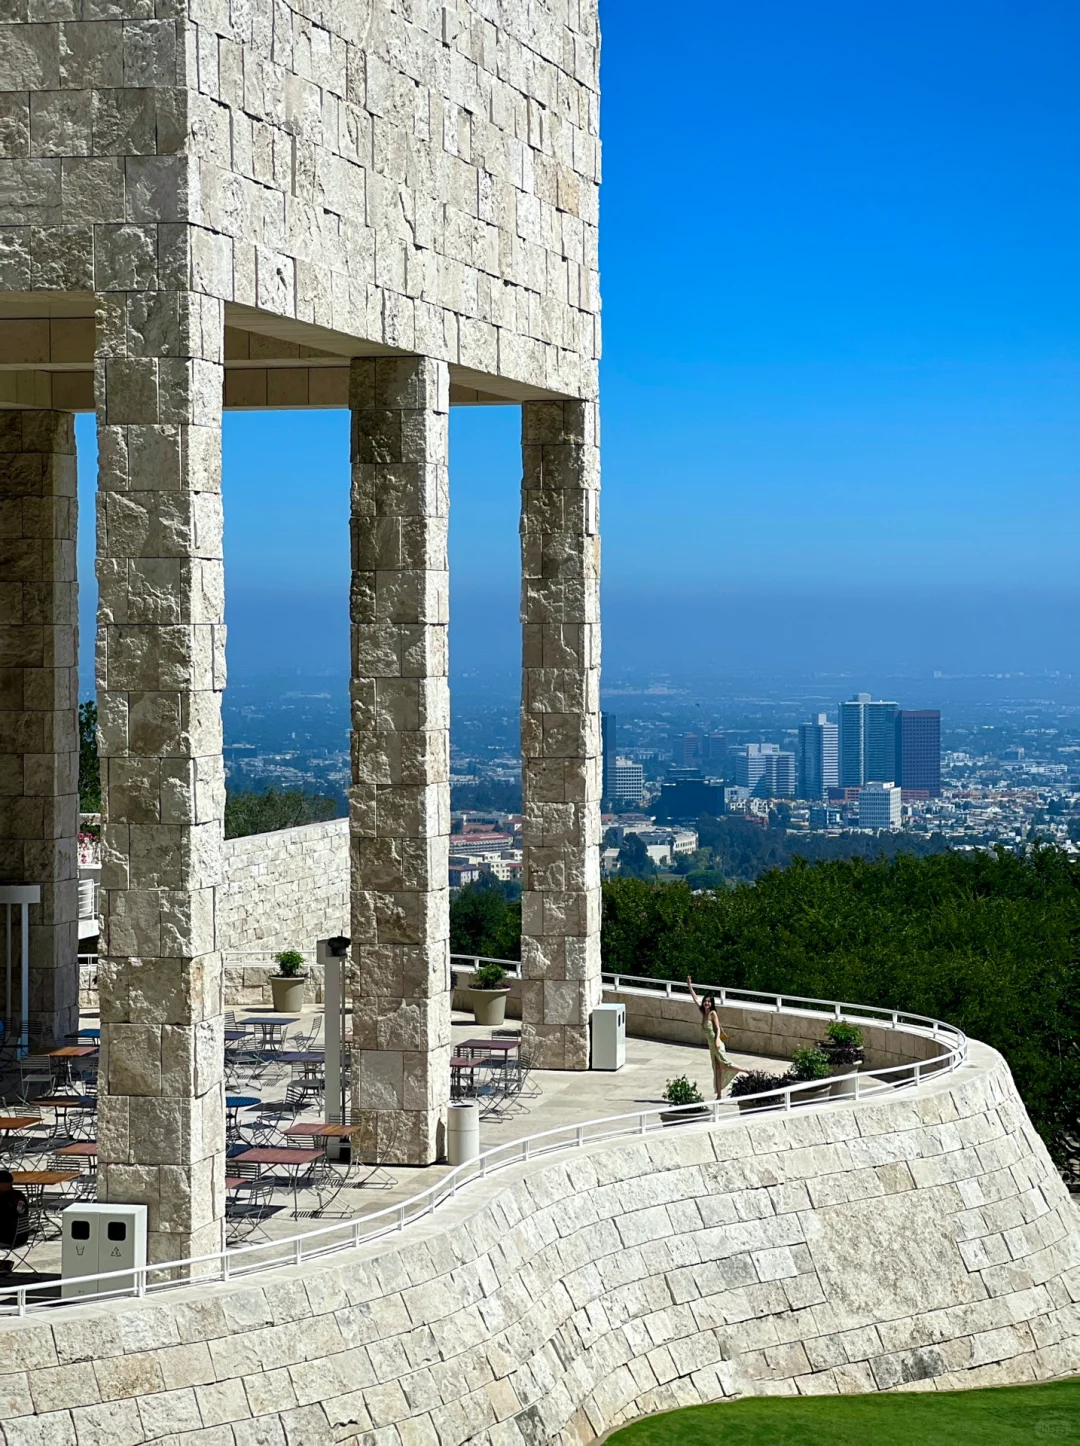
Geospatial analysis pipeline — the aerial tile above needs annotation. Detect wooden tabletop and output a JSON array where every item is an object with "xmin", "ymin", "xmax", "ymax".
[
  {"xmin": 53, "ymin": 1141, "xmax": 97, "ymax": 1157},
  {"xmin": 0, "ymin": 1117, "xmax": 39, "ymax": 1131},
  {"xmin": 34, "ymin": 1096, "xmax": 96, "ymax": 1109},
  {"xmin": 233, "ymin": 1147, "xmax": 323, "ymax": 1166},
  {"xmin": 460, "ymin": 1038, "xmax": 519, "ymax": 1053},
  {"xmin": 284, "ymin": 1122, "xmax": 364, "ymax": 1139},
  {"xmin": 12, "ymin": 1171, "xmax": 80, "ymax": 1186},
  {"xmin": 48, "ymin": 1046, "xmax": 97, "ymax": 1058}
]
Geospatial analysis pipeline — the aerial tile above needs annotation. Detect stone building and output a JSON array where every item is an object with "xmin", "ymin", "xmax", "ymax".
[{"xmin": 0, "ymin": 0, "xmax": 601, "ymax": 1262}]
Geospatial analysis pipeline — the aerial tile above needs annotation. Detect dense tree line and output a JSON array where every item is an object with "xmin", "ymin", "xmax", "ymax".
[
  {"xmin": 682, "ymin": 814, "xmax": 949, "ymax": 885},
  {"xmin": 603, "ymin": 848, "xmax": 1079, "ymax": 1174},
  {"xmin": 224, "ymin": 787, "xmax": 338, "ymax": 839},
  {"xmin": 450, "ymin": 848, "xmax": 1080, "ymax": 1175}
]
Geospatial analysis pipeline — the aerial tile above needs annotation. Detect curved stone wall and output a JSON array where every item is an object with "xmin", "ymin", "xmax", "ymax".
[{"xmin": 0, "ymin": 1043, "xmax": 1076, "ymax": 1444}]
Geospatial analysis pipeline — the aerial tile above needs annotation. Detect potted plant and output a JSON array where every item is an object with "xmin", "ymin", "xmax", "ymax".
[
  {"xmin": 270, "ymin": 949, "xmax": 307, "ymax": 1012},
  {"xmin": 660, "ymin": 1075, "xmax": 709, "ymax": 1125},
  {"xmin": 468, "ymin": 961, "xmax": 512, "ymax": 1026},
  {"xmin": 787, "ymin": 1045, "xmax": 833, "ymax": 1104},
  {"xmin": 729, "ymin": 1069, "xmax": 790, "ymax": 1114},
  {"xmin": 820, "ymin": 1021, "xmax": 864, "ymax": 1098}
]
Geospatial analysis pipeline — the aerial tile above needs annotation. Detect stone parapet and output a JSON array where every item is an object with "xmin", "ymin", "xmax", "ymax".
[
  {"xmin": 0, "ymin": 1042, "xmax": 1074, "ymax": 1444},
  {"xmin": 217, "ymin": 818, "xmax": 350, "ymax": 959}
]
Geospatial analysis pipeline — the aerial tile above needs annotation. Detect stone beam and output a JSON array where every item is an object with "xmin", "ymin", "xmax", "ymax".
[
  {"xmin": 520, "ymin": 399, "xmax": 602, "ymax": 1070},
  {"xmin": 96, "ymin": 289, "xmax": 226, "ymax": 1264},
  {"xmin": 349, "ymin": 355, "xmax": 451, "ymax": 1166},
  {"xmin": 0, "ymin": 410, "xmax": 79, "ymax": 1047}
]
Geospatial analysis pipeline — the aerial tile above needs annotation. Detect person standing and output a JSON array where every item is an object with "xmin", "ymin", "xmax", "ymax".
[{"xmin": 687, "ymin": 976, "xmax": 741, "ymax": 1098}]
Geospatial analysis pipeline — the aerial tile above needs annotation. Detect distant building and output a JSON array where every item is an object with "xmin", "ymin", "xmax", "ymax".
[
  {"xmin": 859, "ymin": 781, "xmax": 902, "ymax": 831},
  {"xmin": 612, "ymin": 758, "xmax": 645, "ymax": 804},
  {"xmin": 796, "ymin": 714, "xmax": 839, "ymax": 799},
  {"xmin": 839, "ymin": 693, "xmax": 898, "ymax": 786},
  {"xmin": 654, "ymin": 778, "xmax": 725, "ymax": 823},
  {"xmin": 896, "ymin": 710, "xmax": 941, "ymax": 797},
  {"xmin": 809, "ymin": 804, "xmax": 844, "ymax": 830},
  {"xmin": 601, "ymin": 711, "xmax": 616, "ymax": 803},
  {"xmin": 672, "ymin": 732, "xmax": 703, "ymax": 768},
  {"xmin": 734, "ymin": 743, "xmax": 796, "ymax": 798},
  {"xmin": 703, "ymin": 733, "xmax": 726, "ymax": 771}
]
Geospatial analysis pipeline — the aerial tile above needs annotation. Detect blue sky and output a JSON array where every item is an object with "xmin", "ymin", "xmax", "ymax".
[{"xmin": 78, "ymin": 0, "xmax": 1080, "ymax": 679}]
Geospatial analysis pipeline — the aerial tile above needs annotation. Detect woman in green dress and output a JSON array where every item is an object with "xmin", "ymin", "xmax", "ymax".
[{"xmin": 687, "ymin": 976, "xmax": 741, "ymax": 1099}]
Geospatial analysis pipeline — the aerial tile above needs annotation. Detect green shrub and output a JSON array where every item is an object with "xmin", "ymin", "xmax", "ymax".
[
  {"xmin": 825, "ymin": 1020, "xmax": 864, "ymax": 1048},
  {"xmin": 273, "ymin": 949, "xmax": 305, "ymax": 978},
  {"xmin": 662, "ymin": 1075, "xmax": 704, "ymax": 1106},
  {"xmin": 790, "ymin": 1046, "xmax": 833, "ymax": 1081},
  {"xmin": 471, "ymin": 961, "xmax": 509, "ymax": 990}
]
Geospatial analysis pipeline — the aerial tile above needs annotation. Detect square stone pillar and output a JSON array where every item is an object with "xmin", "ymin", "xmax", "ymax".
[
  {"xmin": 95, "ymin": 290, "xmax": 226, "ymax": 1264},
  {"xmin": 0, "ymin": 411, "xmax": 80, "ymax": 1047},
  {"xmin": 520, "ymin": 400, "xmax": 602, "ymax": 1070},
  {"xmin": 349, "ymin": 356, "xmax": 450, "ymax": 1166}
]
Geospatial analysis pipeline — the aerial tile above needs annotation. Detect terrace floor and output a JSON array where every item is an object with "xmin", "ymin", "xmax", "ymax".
[{"xmin": 2, "ymin": 1008, "xmax": 786, "ymax": 1282}]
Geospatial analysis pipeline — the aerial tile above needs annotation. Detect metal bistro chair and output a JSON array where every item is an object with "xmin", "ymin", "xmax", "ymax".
[{"xmin": 225, "ymin": 1176, "xmax": 275, "ymax": 1245}]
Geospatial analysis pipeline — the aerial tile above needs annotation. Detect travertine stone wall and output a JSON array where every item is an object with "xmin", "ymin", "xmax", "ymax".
[
  {"xmin": 95, "ymin": 289, "xmax": 226, "ymax": 1265},
  {"xmin": 217, "ymin": 817, "xmax": 349, "ymax": 958},
  {"xmin": 0, "ymin": 1045, "xmax": 1075, "ymax": 1446},
  {"xmin": 0, "ymin": 410, "xmax": 79, "ymax": 1047},
  {"xmin": 350, "ymin": 355, "xmax": 451, "ymax": 1166},
  {"xmin": 0, "ymin": 3, "xmax": 600, "ymax": 401},
  {"xmin": 520, "ymin": 399, "xmax": 602, "ymax": 1070}
]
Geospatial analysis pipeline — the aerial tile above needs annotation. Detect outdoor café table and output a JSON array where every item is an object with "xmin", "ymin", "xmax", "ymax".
[
  {"xmin": 459, "ymin": 1038, "xmax": 519, "ymax": 1057},
  {"xmin": 47, "ymin": 1046, "xmax": 98, "ymax": 1088},
  {"xmin": 53, "ymin": 1141, "xmax": 96, "ymax": 1164},
  {"xmin": 11, "ymin": 1170, "xmax": 80, "ymax": 1206},
  {"xmin": 450, "ymin": 1056, "xmax": 479, "ymax": 1099},
  {"xmin": 232, "ymin": 1146, "xmax": 323, "ymax": 1217},
  {"xmin": 225, "ymin": 1095, "xmax": 260, "ymax": 1135},
  {"xmin": 34, "ymin": 1096, "xmax": 97, "ymax": 1135},
  {"xmin": 240, "ymin": 1017, "xmax": 298, "ymax": 1047}
]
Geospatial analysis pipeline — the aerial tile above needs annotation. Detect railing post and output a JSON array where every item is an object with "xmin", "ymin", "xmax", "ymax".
[
  {"xmin": 784, "ymin": 1088, "xmax": 792, "ymax": 1111},
  {"xmin": 576, "ymin": 1126, "xmax": 584, "ymax": 1147},
  {"xmin": 397, "ymin": 1205, "xmax": 406, "ymax": 1229},
  {"xmin": 294, "ymin": 1238, "xmax": 303, "ymax": 1267},
  {"xmin": 665, "ymin": 980, "xmax": 672, "ymax": 998},
  {"xmin": 223, "ymin": 1252, "xmax": 231, "ymax": 1283},
  {"xmin": 775, "ymin": 994, "xmax": 782, "ymax": 1011},
  {"xmin": 914, "ymin": 1062, "xmax": 922, "ymax": 1085},
  {"xmin": 854, "ymin": 1074, "xmax": 861, "ymax": 1100},
  {"xmin": 639, "ymin": 1113, "xmax": 647, "ymax": 1135},
  {"xmin": 523, "ymin": 1139, "xmax": 531, "ymax": 1161},
  {"xmin": 16, "ymin": 1288, "xmax": 25, "ymax": 1318},
  {"xmin": 719, "ymin": 987, "xmax": 726, "ymax": 1006}
]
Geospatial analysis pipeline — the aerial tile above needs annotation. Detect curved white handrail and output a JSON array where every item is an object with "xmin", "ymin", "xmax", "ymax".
[{"xmin": 5, "ymin": 965, "xmax": 967, "ymax": 1316}]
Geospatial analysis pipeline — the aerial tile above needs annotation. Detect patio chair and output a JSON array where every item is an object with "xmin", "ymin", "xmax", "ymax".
[
  {"xmin": 225, "ymin": 1176, "xmax": 274, "ymax": 1245},
  {"xmin": 15, "ymin": 1058, "xmax": 53, "ymax": 1107},
  {"xmin": 0, "ymin": 1197, "xmax": 43, "ymax": 1278}
]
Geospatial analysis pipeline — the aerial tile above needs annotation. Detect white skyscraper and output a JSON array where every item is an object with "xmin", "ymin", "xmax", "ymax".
[
  {"xmin": 859, "ymin": 781, "xmax": 902, "ymax": 831},
  {"xmin": 797, "ymin": 715, "xmax": 839, "ymax": 799}
]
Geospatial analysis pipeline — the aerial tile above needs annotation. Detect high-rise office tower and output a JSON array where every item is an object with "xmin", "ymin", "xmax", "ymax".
[
  {"xmin": 702, "ymin": 733, "xmax": 727, "ymax": 773},
  {"xmin": 896, "ymin": 710, "xmax": 941, "ymax": 796},
  {"xmin": 797, "ymin": 714, "xmax": 839, "ymax": 799},
  {"xmin": 734, "ymin": 743, "xmax": 796, "ymax": 798},
  {"xmin": 839, "ymin": 693, "xmax": 898, "ymax": 786},
  {"xmin": 601, "ymin": 712, "xmax": 616, "ymax": 804}
]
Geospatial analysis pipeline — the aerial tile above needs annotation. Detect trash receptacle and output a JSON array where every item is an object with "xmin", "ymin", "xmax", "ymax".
[{"xmin": 447, "ymin": 1101, "xmax": 480, "ymax": 1166}]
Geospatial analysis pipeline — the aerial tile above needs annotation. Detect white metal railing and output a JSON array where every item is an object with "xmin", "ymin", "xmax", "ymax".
[{"xmin": 5, "ymin": 964, "xmax": 966, "ymax": 1316}]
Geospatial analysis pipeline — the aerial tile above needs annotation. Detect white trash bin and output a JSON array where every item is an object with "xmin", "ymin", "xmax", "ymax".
[{"xmin": 447, "ymin": 1101, "xmax": 480, "ymax": 1166}]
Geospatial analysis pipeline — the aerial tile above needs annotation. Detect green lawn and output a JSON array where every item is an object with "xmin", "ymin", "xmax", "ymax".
[{"xmin": 605, "ymin": 1379, "xmax": 1080, "ymax": 1445}]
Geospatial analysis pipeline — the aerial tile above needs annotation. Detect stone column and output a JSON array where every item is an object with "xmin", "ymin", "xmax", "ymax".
[
  {"xmin": 95, "ymin": 290, "xmax": 226, "ymax": 1264},
  {"xmin": 0, "ymin": 411, "xmax": 80, "ymax": 1047},
  {"xmin": 520, "ymin": 400, "xmax": 602, "ymax": 1070},
  {"xmin": 349, "ymin": 356, "xmax": 450, "ymax": 1166}
]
